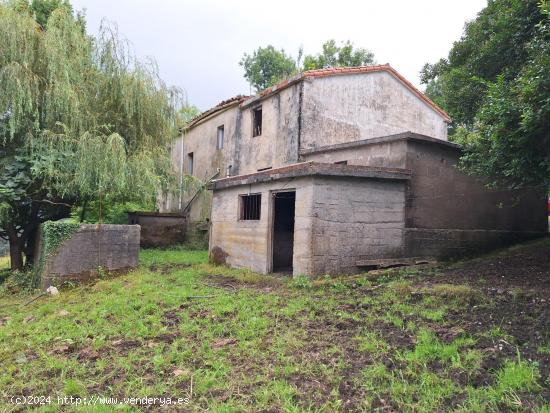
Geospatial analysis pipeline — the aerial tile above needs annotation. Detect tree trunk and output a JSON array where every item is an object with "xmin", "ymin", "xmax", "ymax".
[
  {"xmin": 80, "ymin": 199, "xmax": 88, "ymax": 222},
  {"xmin": 9, "ymin": 235, "xmax": 24, "ymax": 271},
  {"xmin": 24, "ymin": 228, "xmax": 38, "ymax": 266}
]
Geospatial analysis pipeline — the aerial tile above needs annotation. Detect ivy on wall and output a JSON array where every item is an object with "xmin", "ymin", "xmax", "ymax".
[{"xmin": 34, "ymin": 221, "xmax": 80, "ymax": 287}]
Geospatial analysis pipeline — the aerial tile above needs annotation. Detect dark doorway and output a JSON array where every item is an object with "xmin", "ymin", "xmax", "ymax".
[{"xmin": 272, "ymin": 191, "xmax": 296, "ymax": 273}]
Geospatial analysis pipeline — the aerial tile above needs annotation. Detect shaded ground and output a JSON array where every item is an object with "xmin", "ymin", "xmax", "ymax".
[{"xmin": 0, "ymin": 240, "xmax": 548, "ymax": 412}]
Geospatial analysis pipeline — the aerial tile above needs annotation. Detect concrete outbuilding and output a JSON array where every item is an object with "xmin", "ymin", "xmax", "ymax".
[{"xmin": 162, "ymin": 65, "xmax": 547, "ymax": 276}]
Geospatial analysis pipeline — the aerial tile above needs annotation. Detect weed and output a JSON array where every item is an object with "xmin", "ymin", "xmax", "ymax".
[
  {"xmin": 355, "ymin": 331, "xmax": 389, "ymax": 354},
  {"xmin": 429, "ymin": 283, "xmax": 481, "ymax": 306},
  {"xmin": 289, "ymin": 274, "xmax": 313, "ymax": 289},
  {"xmin": 404, "ymin": 329, "xmax": 476, "ymax": 364}
]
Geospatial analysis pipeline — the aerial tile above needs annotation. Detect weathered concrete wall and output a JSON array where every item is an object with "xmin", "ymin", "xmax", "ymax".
[
  {"xmin": 162, "ymin": 71, "xmax": 449, "ymax": 223},
  {"xmin": 40, "ymin": 224, "xmax": 140, "ymax": 289},
  {"xmin": 309, "ymin": 177, "xmax": 406, "ymax": 275},
  {"xmin": 233, "ymin": 84, "xmax": 301, "ymax": 175},
  {"xmin": 162, "ymin": 84, "xmax": 301, "ymax": 222},
  {"xmin": 402, "ymin": 140, "xmax": 547, "ymax": 257},
  {"xmin": 127, "ymin": 212, "xmax": 185, "ymax": 248},
  {"xmin": 300, "ymin": 72, "xmax": 448, "ymax": 150},
  {"xmin": 404, "ymin": 140, "xmax": 547, "ymax": 232},
  {"xmin": 302, "ymin": 138, "xmax": 408, "ymax": 168},
  {"xmin": 162, "ymin": 104, "xmax": 241, "ymax": 221},
  {"xmin": 209, "ymin": 174, "xmax": 407, "ymax": 277},
  {"xmin": 209, "ymin": 177, "xmax": 314, "ymax": 275}
]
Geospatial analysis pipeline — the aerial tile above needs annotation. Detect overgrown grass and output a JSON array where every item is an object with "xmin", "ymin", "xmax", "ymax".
[{"xmin": 0, "ymin": 249, "xmax": 547, "ymax": 412}]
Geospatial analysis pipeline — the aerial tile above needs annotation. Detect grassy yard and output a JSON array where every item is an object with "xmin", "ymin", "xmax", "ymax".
[{"xmin": 0, "ymin": 241, "xmax": 549, "ymax": 412}]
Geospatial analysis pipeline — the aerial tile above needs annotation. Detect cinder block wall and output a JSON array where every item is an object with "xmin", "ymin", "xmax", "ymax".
[
  {"xmin": 209, "ymin": 175, "xmax": 407, "ymax": 277},
  {"xmin": 404, "ymin": 140, "xmax": 547, "ymax": 257},
  {"xmin": 309, "ymin": 176, "xmax": 406, "ymax": 275},
  {"xmin": 39, "ymin": 224, "xmax": 140, "ymax": 289}
]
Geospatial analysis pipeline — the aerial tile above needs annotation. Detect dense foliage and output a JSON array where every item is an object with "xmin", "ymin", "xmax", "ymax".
[
  {"xmin": 240, "ymin": 40, "xmax": 375, "ymax": 92},
  {"xmin": 421, "ymin": 0, "xmax": 549, "ymax": 189},
  {"xmin": 0, "ymin": 1, "xmax": 184, "ymax": 270},
  {"xmin": 302, "ymin": 39, "xmax": 374, "ymax": 70},
  {"xmin": 239, "ymin": 45, "xmax": 297, "ymax": 92}
]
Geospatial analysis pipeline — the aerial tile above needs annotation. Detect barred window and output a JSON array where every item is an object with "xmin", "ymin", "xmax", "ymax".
[{"xmin": 240, "ymin": 194, "xmax": 261, "ymax": 220}]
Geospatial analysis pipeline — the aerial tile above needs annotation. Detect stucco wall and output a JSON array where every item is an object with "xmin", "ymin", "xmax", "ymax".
[
  {"xmin": 232, "ymin": 84, "xmax": 301, "ymax": 175},
  {"xmin": 300, "ymin": 72, "xmax": 448, "ymax": 150},
  {"xmin": 162, "ymin": 71, "xmax": 449, "ymax": 223},
  {"xmin": 209, "ymin": 177, "xmax": 313, "ymax": 274},
  {"xmin": 40, "ymin": 224, "xmax": 140, "ymax": 289},
  {"xmin": 310, "ymin": 177, "xmax": 406, "ymax": 275},
  {"xmin": 163, "ymin": 84, "xmax": 302, "ymax": 222},
  {"xmin": 163, "ymin": 105, "xmax": 240, "ymax": 220}
]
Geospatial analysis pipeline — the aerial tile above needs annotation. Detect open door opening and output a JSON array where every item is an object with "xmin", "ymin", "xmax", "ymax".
[{"xmin": 272, "ymin": 191, "xmax": 296, "ymax": 273}]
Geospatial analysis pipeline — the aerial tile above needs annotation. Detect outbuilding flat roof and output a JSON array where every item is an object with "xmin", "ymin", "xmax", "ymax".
[{"xmin": 209, "ymin": 161, "xmax": 411, "ymax": 190}]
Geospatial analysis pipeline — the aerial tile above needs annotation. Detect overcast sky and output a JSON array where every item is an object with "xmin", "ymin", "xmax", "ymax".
[{"xmin": 70, "ymin": 0, "xmax": 487, "ymax": 111}]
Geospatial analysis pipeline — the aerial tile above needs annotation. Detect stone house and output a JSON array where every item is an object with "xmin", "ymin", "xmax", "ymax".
[{"xmin": 162, "ymin": 65, "xmax": 547, "ymax": 276}]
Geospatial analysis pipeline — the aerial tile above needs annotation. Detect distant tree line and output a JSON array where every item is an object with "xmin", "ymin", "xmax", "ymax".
[{"xmin": 240, "ymin": 40, "xmax": 375, "ymax": 92}]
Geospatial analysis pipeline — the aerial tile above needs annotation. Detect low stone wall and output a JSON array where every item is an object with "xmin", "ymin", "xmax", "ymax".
[
  {"xmin": 37, "ymin": 223, "xmax": 140, "ymax": 289},
  {"xmin": 128, "ymin": 212, "xmax": 186, "ymax": 248}
]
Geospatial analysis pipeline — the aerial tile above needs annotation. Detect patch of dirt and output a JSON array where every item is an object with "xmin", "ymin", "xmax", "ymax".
[
  {"xmin": 371, "ymin": 320, "xmax": 415, "ymax": 350},
  {"xmin": 417, "ymin": 240, "xmax": 550, "ymax": 400},
  {"xmin": 111, "ymin": 339, "xmax": 142, "ymax": 354},
  {"xmin": 161, "ymin": 309, "xmax": 181, "ymax": 327},
  {"xmin": 77, "ymin": 347, "xmax": 100, "ymax": 361},
  {"xmin": 437, "ymin": 239, "xmax": 550, "ymax": 290}
]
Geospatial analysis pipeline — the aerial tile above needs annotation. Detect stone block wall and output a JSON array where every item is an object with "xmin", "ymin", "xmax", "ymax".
[
  {"xmin": 403, "ymin": 140, "xmax": 547, "ymax": 257},
  {"xmin": 38, "ymin": 224, "xmax": 140, "ymax": 289}
]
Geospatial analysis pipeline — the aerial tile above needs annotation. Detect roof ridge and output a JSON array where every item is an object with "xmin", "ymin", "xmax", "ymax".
[{"xmin": 186, "ymin": 64, "xmax": 451, "ymax": 131}]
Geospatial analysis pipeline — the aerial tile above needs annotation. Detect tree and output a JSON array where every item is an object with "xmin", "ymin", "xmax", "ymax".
[
  {"xmin": 239, "ymin": 45, "xmax": 297, "ymax": 92},
  {"xmin": 303, "ymin": 39, "xmax": 375, "ymax": 70},
  {"xmin": 240, "ymin": 40, "xmax": 375, "ymax": 92},
  {"xmin": 0, "ymin": 2, "xmax": 183, "ymax": 270},
  {"xmin": 178, "ymin": 105, "xmax": 201, "ymax": 129},
  {"xmin": 420, "ymin": 0, "xmax": 549, "ymax": 188}
]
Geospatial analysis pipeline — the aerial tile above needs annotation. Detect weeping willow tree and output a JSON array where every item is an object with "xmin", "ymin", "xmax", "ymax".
[{"xmin": 0, "ymin": 2, "xmax": 184, "ymax": 270}]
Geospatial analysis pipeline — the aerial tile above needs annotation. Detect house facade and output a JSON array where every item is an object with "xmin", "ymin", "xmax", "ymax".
[{"xmin": 162, "ymin": 65, "xmax": 547, "ymax": 276}]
